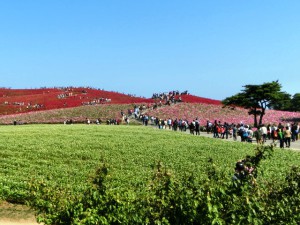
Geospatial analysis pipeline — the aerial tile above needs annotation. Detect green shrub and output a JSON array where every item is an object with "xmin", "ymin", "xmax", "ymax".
[{"xmin": 27, "ymin": 144, "xmax": 300, "ymax": 224}]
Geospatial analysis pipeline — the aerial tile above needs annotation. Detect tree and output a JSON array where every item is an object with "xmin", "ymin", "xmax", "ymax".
[
  {"xmin": 222, "ymin": 81, "xmax": 284, "ymax": 127},
  {"xmin": 269, "ymin": 92, "xmax": 292, "ymax": 111},
  {"xmin": 291, "ymin": 93, "xmax": 300, "ymax": 112}
]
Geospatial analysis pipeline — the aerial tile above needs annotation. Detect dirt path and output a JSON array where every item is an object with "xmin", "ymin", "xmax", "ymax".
[{"xmin": 0, "ymin": 202, "xmax": 39, "ymax": 225}]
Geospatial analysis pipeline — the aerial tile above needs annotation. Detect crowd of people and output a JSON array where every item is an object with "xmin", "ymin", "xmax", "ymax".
[
  {"xmin": 57, "ymin": 92, "xmax": 74, "ymax": 99},
  {"xmin": 152, "ymin": 90, "xmax": 188, "ymax": 99},
  {"xmin": 64, "ymin": 109, "xmax": 300, "ymax": 150},
  {"xmin": 81, "ymin": 97, "xmax": 111, "ymax": 105},
  {"xmin": 254, "ymin": 122, "xmax": 299, "ymax": 148},
  {"xmin": 151, "ymin": 90, "xmax": 189, "ymax": 106},
  {"xmin": 151, "ymin": 117, "xmax": 201, "ymax": 135},
  {"xmin": 3, "ymin": 101, "xmax": 45, "ymax": 110},
  {"xmin": 62, "ymin": 98, "xmax": 300, "ymax": 150},
  {"xmin": 135, "ymin": 115, "xmax": 300, "ymax": 148},
  {"xmin": 80, "ymin": 118, "xmax": 121, "ymax": 125}
]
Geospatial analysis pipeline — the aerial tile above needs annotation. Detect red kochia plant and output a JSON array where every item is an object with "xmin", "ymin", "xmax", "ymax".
[
  {"xmin": 0, "ymin": 87, "xmax": 154, "ymax": 115},
  {"xmin": 180, "ymin": 94, "xmax": 221, "ymax": 105}
]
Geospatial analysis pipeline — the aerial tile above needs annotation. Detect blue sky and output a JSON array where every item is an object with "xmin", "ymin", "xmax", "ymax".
[{"xmin": 0, "ymin": 1, "xmax": 299, "ymax": 100}]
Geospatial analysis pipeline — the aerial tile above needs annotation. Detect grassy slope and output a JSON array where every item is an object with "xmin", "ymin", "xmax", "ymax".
[
  {"xmin": 0, "ymin": 124, "xmax": 299, "ymax": 202},
  {"xmin": 0, "ymin": 104, "xmax": 138, "ymax": 124},
  {"xmin": 1, "ymin": 101, "xmax": 300, "ymax": 126}
]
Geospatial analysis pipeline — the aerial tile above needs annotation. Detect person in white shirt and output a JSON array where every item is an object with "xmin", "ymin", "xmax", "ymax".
[{"xmin": 260, "ymin": 124, "xmax": 268, "ymax": 142}]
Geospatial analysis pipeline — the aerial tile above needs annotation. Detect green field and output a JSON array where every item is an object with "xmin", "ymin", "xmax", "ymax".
[
  {"xmin": 0, "ymin": 124, "xmax": 300, "ymax": 224},
  {"xmin": 0, "ymin": 124, "xmax": 299, "ymax": 200}
]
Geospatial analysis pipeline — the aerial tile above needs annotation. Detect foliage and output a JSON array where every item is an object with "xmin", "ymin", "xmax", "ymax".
[
  {"xmin": 222, "ymin": 80, "xmax": 285, "ymax": 127},
  {"xmin": 268, "ymin": 92, "xmax": 300, "ymax": 112},
  {"xmin": 264, "ymin": 166, "xmax": 300, "ymax": 224},
  {"xmin": 0, "ymin": 125, "xmax": 300, "ymax": 223},
  {"xmin": 291, "ymin": 93, "xmax": 300, "ymax": 112},
  {"xmin": 0, "ymin": 87, "xmax": 153, "ymax": 116},
  {"xmin": 0, "ymin": 87, "xmax": 221, "ymax": 117},
  {"xmin": 27, "ymin": 144, "xmax": 300, "ymax": 224},
  {"xmin": 28, "ymin": 163, "xmax": 139, "ymax": 225},
  {"xmin": 0, "ymin": 104, "xmax": 139, "ymax": 124},
  {"xmin": 1, "ymin": 101, "xmax": 300, "ymax": 125},
  {"xmin": 269, "ymin": 92, "xmax": 292, "ymax": 111}
]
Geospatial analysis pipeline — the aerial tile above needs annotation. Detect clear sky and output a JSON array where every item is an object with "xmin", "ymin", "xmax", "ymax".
[{"xmin": 0, "ymin": 1, "xmax": 299, "ymax": 100}]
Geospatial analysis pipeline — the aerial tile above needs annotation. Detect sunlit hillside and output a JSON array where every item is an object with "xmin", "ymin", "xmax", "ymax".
[
  {"xmin": 145, "ymin": 103, "xmax": 300, "ymax": 126},
  {"xmin": 0, "ymin": 88, "xmax": 222, "ymax": 116},
  {"xmin": 0, "ymin": 87, "xmax": 299, "ymax": 125},
  {"xmin": 0, "ymin": 87, "xmax": 154, "ymax": 115}
]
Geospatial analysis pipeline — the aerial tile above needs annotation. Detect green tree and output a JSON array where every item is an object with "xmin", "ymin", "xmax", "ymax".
[
  {"xmin": 222, "ymin": 81, "xmax": 284, "ymax": 127},
  {"xmin": 269, "ymin": 92, "xmax": 292, "ymax": 111},
  {"xmin": 291, "ymin": 93, "xmax": 300, "ymax": 112}
]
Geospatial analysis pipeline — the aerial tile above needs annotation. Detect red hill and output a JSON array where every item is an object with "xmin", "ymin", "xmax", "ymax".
[
  {"xmin": 0, "ymin": 87, "xmax": 153, "ymax": 115},
  {"xmin": 179, "ymin": 94, "xmax": 221, "ymax": 105},
  {"xmin": 0, "ymin": 87, "xmax": 221, "ymax": 116}
]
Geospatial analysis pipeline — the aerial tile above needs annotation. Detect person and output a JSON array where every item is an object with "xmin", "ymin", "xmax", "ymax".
[
  {"xmin": 195, "ymin": 118, "xmax": 200, "ymax": 135},
  {"xmin": 277, "ymin": 128, "xmax": 284, "ymax": 148},
  {"xmin": 271, "ymin": 124, "xmax": 278, "ymax": 141},
  {"xmin": 173, "ymin": 118, "xmax": 178, "ymax": 131},
  {"xmin": 167, "ymin": 118, "xmax": 172, "ymax": 129},
  {"xmin": 213, "ymin": 120, "xmax": 219, "ymax": 138},
  {"xmin": 247, "ymin": 127, "xmax": 254, "ymax": 143},
  {"xmin": 206, "ymin": 120, "xmax": 212, "ymax": 134},
  {"xmin": 158, "ymin": 119, "xmax": 162, "ymax": 129},
  {"xmin": 125, "ymin": 116, "xmax": 129, "ymax": 125},
  {"xmin": 232, "ymin": 161, "xmax": 247, "ymax": 181},
  {"xmin": 238, "ymin": 124, "xmax": 246, "ymax": 142},
  {"xmin": 232, "ymin": 161, "xmax": 254, "ymax": 183},
  {"xmin": 241, "ymin": 125, "xmax": 249, "ymax": 142},
  {"xmin": 144, "ymin": 115, "xmax": 149, "ymax": 126},
  {"xmin": 220, "ymin": 125, "xmax": 225, "ymax": 139},
  {"xmin": 224, "ymin": 122, "xmax": 229, "ymax": 139},
  {"xmin": 267, "ymin": 124, "xmax": 271, "ymax": 140},
  {"xmin": 232, "ymin": 124, "xmax": 237, "ymax": 141},
  {"xmin": 260, "ymin": 124, "xmax": 268, "ymax": 142},
  {"xmin": 291, "ymin": 123, "xmax": 299, "ymax": 142},
  {"xmin": 254, "ymin": 128, "xmax": 263, "ymax": 144},
  {"xmin": 284, "ymin": 126, "xmax": 291, "ymax": 148},
  {"xmin": 189, "ymin": 120, "xmax": 195, "ymax": 135}
]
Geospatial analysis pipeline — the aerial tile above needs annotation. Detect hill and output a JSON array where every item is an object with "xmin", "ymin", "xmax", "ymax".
[
  {"xmin": 1, "ymin": 87, "xmax": 299, "ymax": 126},
  {"xmin": 0, "ymin": 87, "xmax": 221, "ymax": 116},
  {"xmin": 0, "ymin": 87, "xmax": 154, "ymax": 115}
]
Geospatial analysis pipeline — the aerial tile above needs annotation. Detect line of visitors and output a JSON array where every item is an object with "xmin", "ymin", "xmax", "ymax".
[
  {"xmin": 146, "ymin": 116, "xmax": 300, "ymax": 148},
  {"xmin": 256, "ymin": 123, "xmax": 299, "ymax": 148}
]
